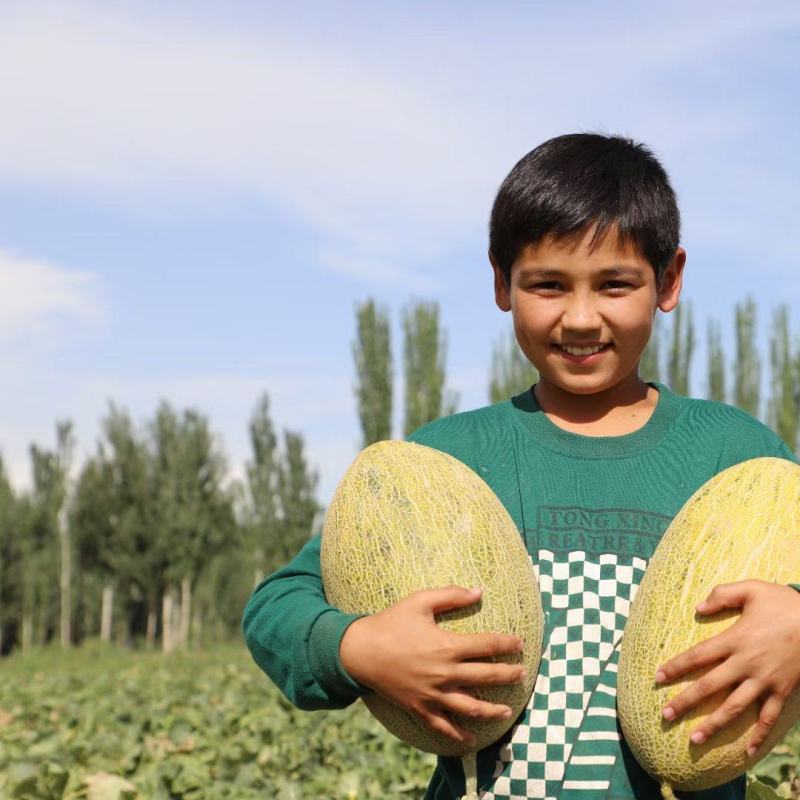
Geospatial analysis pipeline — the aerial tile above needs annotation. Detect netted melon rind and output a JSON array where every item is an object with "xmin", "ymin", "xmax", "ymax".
[
  {"xmin": 321, "ymin": 440, "xmax": 543, "ymax": 755},
  {"xmin": 617, "ymin": 457, "xmax": 800, "ymax": 791}
]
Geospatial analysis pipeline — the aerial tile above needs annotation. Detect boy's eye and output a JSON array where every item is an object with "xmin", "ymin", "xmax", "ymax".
[{"xmin": 529, "ymin": 281, "xmax": 630, "ymax": 291}]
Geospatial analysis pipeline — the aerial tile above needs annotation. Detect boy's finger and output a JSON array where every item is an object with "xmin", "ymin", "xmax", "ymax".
[
  {"xmin": 450, "ymin": 661, "xmax": 527, "ymax": 687},
  {"xmin": 441, "ymin": 690, "xmax": 515, "ymax": 722},
  {"xmin": 451, "ymin": 631, "xmax": 524, "ymax": 660},
  {"xmin": 655, "ymin": 635, "xmax": 729, "ymax": 684},
  {"xmin": 412, "ymin": 585, "xmax": 483, "ymax": 615},
  {"xmin": 685, "ymin": 679, "xmax": 760, "ymax": 745},
  {"xmin": 660, "ymin": 662, "xmax": 736, "ymax": 721},
  {"xmin": 420, "ymin": 705, "xmax": 476, "ymax": 746},
  {"xmin": 695, "ymin": 581, "xmax": 754, "ymax": 614},
  {"xmin": 747, "ymin": 693, "xmax": 785, "ymax": 756}
]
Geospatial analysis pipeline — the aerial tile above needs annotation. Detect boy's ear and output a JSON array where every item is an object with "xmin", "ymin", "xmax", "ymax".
[
  {"xmin": 656, "ymin": 247, "xmax": 686, "ymax": 313},
  {"xmin": 490, "ymin": 253, "xmax": 512, "ymax": 312}
]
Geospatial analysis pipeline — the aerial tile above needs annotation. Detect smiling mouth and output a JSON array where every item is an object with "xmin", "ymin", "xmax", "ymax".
[{"xmin": 552, "ymin": 343, "xmax": 613, "ymax": 356}]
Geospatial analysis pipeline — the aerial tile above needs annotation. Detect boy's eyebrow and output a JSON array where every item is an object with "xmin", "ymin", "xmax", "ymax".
[{"xmin": 517, "ymin": 265, "xmax": 644, "ymax": 279}]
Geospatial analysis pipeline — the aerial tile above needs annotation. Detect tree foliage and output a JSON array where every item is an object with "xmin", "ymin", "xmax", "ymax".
[
  {"xmin": 403, "ymin": 300, "xmax": 456, "ymax": 436},
  {"xmin": 489, "ymin": 328, "xmax": 539, "ymax": 403},
  {"xmin": 707, "ymin": 318, "xmax": 726, "ymax": 403},
  {"xmin": 768, "ymin": 306, "xmax": 800, "ymax": 452},
  {"xmin": 640, "ymin": 314, "xmax": 663, "ymax": 383},
  {"xmin": 2, "ymin": 294, "xmax": 800, "ymax": 656},
  {"xmin": 668, "ymin": 302, "xmax": 694, "ymax": 395},
  {"xmin": 353, "ymin": 299, "xmax": 393, "ymax": 446},
  {"xmin": 735, "ymin": 297, "xmax": 761, "ymax": 418}
]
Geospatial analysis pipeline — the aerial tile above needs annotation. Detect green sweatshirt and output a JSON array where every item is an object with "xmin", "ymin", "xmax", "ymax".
[{"xmin": 243, "ymin": 381, "xmax": 800, "ymax": 800}]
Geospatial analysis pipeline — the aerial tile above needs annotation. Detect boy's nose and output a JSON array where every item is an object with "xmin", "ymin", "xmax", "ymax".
[{"xmin": 561, "ymin": 296, "xmax": 602, "ymax": 330}]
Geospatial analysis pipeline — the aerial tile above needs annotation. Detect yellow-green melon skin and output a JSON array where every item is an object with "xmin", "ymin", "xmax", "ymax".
[
  {"xmin": 617, "ymin": 457, "xmax": 800, "ymax": 792},
  {"xmin": 320, "ymin": 440, "xmax": 543, "ymax": 757}
]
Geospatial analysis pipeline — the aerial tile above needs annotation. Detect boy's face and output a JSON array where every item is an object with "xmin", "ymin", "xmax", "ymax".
[{"xmin": 491, "ymin": 226, "xmax": 684, "ymax": 400}]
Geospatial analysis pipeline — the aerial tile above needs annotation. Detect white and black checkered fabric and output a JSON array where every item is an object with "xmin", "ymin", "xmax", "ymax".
[{"xmin": 481, "ymin": 550, "xmax": 647, "ymax": 800}]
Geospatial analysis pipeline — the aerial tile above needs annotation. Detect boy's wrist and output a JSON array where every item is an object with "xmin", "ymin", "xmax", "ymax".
[{"xmin": 308, "ymin": 609, "xmax": 371, "ymax": 699}]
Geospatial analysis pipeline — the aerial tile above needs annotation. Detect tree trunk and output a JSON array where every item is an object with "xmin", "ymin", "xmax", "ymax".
[
  {"xmin": 171, "ymin": 594, "xmax": 181, "ymax": 651},
  {"xmin": 180, "ymin": 575, "xmax": 191, "ymax": 650},
  {"xmin": 36, "ymin": 580, "xmax": 48, "ymax": 646},
  {"xmin": 192, "ymin": 606, "xmax": 202, "ymax": 649},
  {"xmin": 162, "ymin": 590, "xmax": 174, "ymax": 653},
  {"xmin": 100, "ymin": 584, "xmax": 114, "ymax": 643},
  {"xmin": 58, "ymin": 505, "xmax": 72, "ymax": 649},
  {"xmin": 253, "ymin": 567, "xmax": 264, "ymax": 591},
  {"xmin": 115, "ymin": 614, "xmax": 128, "ymax": 648},
  {"xmin": 22, "ymin": 606, "xmax": 33, "ymax": 653},
  {"xmin": 146, "ymin": 592, "xmax": 158, "ymax": 649}
]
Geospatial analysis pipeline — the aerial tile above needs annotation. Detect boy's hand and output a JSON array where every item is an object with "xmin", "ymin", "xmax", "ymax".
[
  {"xmin": 655, "ymin": 580, "xmax": 800, "ymax": 755},
  {"xmin": 339, "ymin": 585, "xmax": 527, "ymax": 747}
]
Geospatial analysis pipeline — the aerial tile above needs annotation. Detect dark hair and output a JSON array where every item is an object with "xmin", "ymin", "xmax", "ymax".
[{"xmin": 489, "ymin": 133, "xmax": 680, "ymax": 289}]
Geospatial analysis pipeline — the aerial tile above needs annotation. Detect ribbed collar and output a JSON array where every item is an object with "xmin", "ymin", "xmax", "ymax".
[{"xmin": 510, "ymin": 380, "xmax": 683, "ymax": 459}]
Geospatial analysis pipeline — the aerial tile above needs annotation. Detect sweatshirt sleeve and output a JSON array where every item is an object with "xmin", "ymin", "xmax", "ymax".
[{"xmin": 241, "ymin": 532, "xmax": 369, "ymax": 710}]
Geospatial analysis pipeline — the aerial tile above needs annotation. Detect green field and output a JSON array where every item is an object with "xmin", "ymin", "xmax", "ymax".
[
  {"xmin": 0, "ymin": 643, "xmax": 796, "ymax": 799},
  {"xmin": 0, "ymin": 641, "xmax": 435, "ymax": 799}
]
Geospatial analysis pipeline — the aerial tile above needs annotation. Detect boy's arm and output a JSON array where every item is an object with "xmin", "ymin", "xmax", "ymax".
[
  {"xmin": 242, "ymin": 532, "xmax": 369, "ymax": 710},
  {"xmin": 243, "ymin": 531, "xmax": 525, "ymax": 740},
  {"xmin": 654, "ymin": 440, "xmax": 800, "ymax": 756},
  {"xmin": 655, "ymin": 581, "xmax": 800, "ymax": 756}
]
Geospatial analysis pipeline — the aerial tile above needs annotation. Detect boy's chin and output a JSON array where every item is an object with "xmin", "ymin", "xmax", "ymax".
[{"xmin": 543, "ymin": 374, "xmax": 638, "ymax": 396}]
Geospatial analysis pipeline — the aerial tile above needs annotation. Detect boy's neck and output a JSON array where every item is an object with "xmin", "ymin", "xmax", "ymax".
[{"xmin": 533, "ymin": 375, "xmax": 659, "ymax": 437}]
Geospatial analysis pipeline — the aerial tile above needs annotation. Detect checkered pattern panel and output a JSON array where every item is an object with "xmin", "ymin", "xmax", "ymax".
[{"xmin": 480, "ymin": 550, "xmax": 647, "ymax": 800}]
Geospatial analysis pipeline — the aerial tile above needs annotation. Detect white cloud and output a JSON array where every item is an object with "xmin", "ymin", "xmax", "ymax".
[
  {"xmin": 0, "ymin": 3, "xmax": 490, "ymax": 289},
  {"xmin": 0, "ymin": 1, "xmax": 798, "ymax": 290},
  {"xmin": 319, "ymin": 247, "xmax": 439, "ymax": 293},
  {"xmin": 0, "ymin": 249, "xmax": 103, "ymax": 339}
]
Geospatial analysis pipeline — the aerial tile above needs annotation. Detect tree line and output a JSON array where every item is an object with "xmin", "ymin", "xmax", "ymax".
[{"xmin": 0, "ymin": 296, "xmax": 798, "ymax": 655}]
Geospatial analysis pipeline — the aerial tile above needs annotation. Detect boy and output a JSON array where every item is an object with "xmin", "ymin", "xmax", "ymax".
[{"xmin": 243, "ymin": 133, "xmax": 800, "ymax": 799}]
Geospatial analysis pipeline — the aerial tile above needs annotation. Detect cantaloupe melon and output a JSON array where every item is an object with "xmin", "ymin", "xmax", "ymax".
[
  {"xmin": 321, "ymin": 440, "xmax": 543, "ymax": 799},
  {"xmin": 617, "ymin": 457, "xmax": 800, "ymax": 799}
]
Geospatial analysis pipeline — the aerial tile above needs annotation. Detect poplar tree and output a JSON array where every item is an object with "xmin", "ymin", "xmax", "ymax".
[
  {"xmin": 23, "ymin": 422, "xmax": 75, "ymax": 650},
  {"xmin": 767, "ymin": 305, "xmax": 799, "ymax": 451},
  {"xmin": 98, "ymin": 406, "xmax": 154, "ymax": 646},
  {"xmin": 667, "ymin": 302, "xmax": 694, "ymax": 395},
  {"xmin": 489, "ymin": 328, "xmax": 538, "ymax": 403},
  {"xmin": 245, "ymin": 394, "xmax": 280, "ymax": 588},
  {"xmin": 353, "ymin": 299, "xmax": 393, "ymax": 446},
  {"xmin": 70, "ymin": 454, "xmax": 115, "ymax": 644},
  {"xmin": 273, "ymin": 430, "xmax": 320, "ymax": 573},
  {"xmin": 0, "ymin": 456, "xmax": 15, "ymax": 654},
  {"xmin": 640, "ymin": 315, "xmax": 663, "ymax": 383},
  {"xmin": 55, "ymin": 422, "xmax": 75, "ymax": 650},
  {"xmin": 403, "ymin": 300, "xmax": 454, "ymax": 436},
  {"xmin": 16, "ymin": 494, "xmax": 39, "ymax": 651},
  {"xmin": 706, "ymin": 318, "xmax": 726, "ymax": 402},
  {"xmin": 734, "ymin": 297, "xmax": 761, "ymax": 418},
  {"xmin": 150, "ymin": 403, "xmax": 235, "ymax": 652}
]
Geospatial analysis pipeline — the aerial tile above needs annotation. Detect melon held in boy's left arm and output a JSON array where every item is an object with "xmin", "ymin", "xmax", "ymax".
[{"xmin": 655, "ymin": 579, "xmax": 800, "ymax": 756}]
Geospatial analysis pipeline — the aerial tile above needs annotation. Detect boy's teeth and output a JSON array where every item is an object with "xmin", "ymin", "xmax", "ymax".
[{"xmin": 560, "ymin": 344, "xmax": 606, "ymax": 356}]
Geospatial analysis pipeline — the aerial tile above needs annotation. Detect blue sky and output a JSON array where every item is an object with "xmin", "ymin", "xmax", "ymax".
[{"xmin": 1, "ymin": 1, "xmax": 799, "ymax": 503}]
